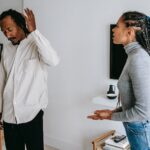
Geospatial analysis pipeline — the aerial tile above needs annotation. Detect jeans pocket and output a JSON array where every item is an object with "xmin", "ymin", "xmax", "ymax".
[
  {"xmin": 126, "ymin": 121, "xmax": 145, "ymax": 135},
  {"xmin": 124, "ymin": 121, "xmax": 150, "ymax": 149},
  {"xmin": 143, "ymin": 121, "xmax": 150, "ymax": 148}
]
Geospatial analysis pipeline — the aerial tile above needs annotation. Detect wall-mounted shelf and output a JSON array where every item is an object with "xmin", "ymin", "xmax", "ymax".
[{"xmin": 92, "ymin": 95, "xmax": 118, "ymax": 108}]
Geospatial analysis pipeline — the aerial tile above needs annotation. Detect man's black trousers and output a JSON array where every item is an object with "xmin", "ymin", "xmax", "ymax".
[{"xmin": 3, "ymin": 110, "xmax": 44, "ymax": 150}]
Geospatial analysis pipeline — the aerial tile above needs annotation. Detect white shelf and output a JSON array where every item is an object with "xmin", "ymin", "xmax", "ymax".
[{"xmin": 92, "ymin": 95, "xmax": 118, "ymax": 108}]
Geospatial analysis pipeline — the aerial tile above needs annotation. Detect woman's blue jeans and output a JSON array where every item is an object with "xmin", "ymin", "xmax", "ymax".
[{"xmin": 123, "ymin": 121, "xmax": 150, "ymax": 150}]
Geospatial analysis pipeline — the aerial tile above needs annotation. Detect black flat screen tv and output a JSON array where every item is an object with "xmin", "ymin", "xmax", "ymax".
[{"xmin": 110, "ymin": 24, "xmax": 127, "ymax": 79}]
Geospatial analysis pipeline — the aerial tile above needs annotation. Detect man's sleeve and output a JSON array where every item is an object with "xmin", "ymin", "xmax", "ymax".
[
  {"xmin": 0, "ymin": 52, "xmax": 6, "ymax": 113},
  {"xmin": 30, "ymin": 30, "xmax": 59, "ymax": 66}
]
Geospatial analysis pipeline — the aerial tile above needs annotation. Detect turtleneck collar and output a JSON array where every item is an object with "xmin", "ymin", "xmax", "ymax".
[{"xmin": 124, "ymin": 42, "xmax": 142, "ymax": 55}]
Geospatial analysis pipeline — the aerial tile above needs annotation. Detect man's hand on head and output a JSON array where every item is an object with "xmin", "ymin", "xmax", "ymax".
[{"xmin": 23, "ymin": 8, "xmax": 36, "ymax": 33}]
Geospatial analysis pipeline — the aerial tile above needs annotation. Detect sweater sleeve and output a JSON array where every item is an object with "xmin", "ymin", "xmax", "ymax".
[
  {"xmin": 112, "ymin": 53, "xmax": 150, "ymax": 122},
  {"xmin": 113, "ymin": 106, "xmax": 122, "ymax": 113},
  {"xmin": 30, "ymin": 30, "xmax": 59, "ymax": 66},
  {"xmin": 0, "ymin": 51, "xmax": 6, "ymax": 113}
]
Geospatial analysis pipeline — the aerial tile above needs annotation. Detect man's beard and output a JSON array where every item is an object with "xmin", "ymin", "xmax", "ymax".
[
  {"xmin": 9, "ymin": 38, "xmax": 20, "ymax": 45},
  {"xmin": 11, "ymin": 40, "xmax": 20, "ymax": 45}
]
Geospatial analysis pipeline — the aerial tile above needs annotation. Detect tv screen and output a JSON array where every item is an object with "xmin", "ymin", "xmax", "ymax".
[{"xmin": 110, "ymin": 24, "xmax": 127, "ymax": 79}]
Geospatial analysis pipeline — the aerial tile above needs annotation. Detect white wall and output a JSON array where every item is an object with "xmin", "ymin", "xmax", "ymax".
[
  {"xmin": 0, "ymin": 0, "xmax": 22, "ymax": 13},
  {"xmin": 23, "ymin": 0, "xmax": 150, "ymax": 150},
  {"xmin": 0, "ymin": 0, "xmax": 23, "ymax": 42}
]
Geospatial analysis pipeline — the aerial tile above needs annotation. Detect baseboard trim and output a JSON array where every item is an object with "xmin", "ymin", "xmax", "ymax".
[{"xmin": 44, "ymin": 134, "xmax": 82, "ymax": 150}]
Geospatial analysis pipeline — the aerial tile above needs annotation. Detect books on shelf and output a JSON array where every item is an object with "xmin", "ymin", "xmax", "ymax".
[
  {"xmin": 103, "ymin": 133, "xmax": 130, "ymax": 150},
  {"xmin": 103, "ymin": 144, "xmax": 130, "ymax": 150}
]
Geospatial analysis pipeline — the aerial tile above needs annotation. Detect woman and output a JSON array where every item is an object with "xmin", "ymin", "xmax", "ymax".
[{"xmin": 88, "ymin": 11, "xmax": 150, "ymax": 150}]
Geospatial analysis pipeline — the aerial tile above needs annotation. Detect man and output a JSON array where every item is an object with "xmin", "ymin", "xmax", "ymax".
[{"xmin": 0, "ymin": 8, "xmax": 59, "ymax": 150}]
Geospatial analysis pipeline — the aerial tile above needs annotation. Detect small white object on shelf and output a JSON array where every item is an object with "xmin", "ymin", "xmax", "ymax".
[{"xmin": 92, "ymin": 95, "xmax": 118, "ymax": 108}]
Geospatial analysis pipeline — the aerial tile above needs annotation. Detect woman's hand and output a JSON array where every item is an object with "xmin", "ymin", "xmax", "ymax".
[
  {"xmin": 23, "ymin": 8, "xmax": 36, "ymax": 33},
  {"xmin": 87, "ymin": 109, "xmax": 113, "ymax": 120}
]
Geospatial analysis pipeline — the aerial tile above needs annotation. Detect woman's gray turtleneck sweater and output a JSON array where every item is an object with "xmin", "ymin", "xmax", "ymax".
[{"xmin": 112, "ymin": 42, "xmax": 150, "ymax": 122}]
